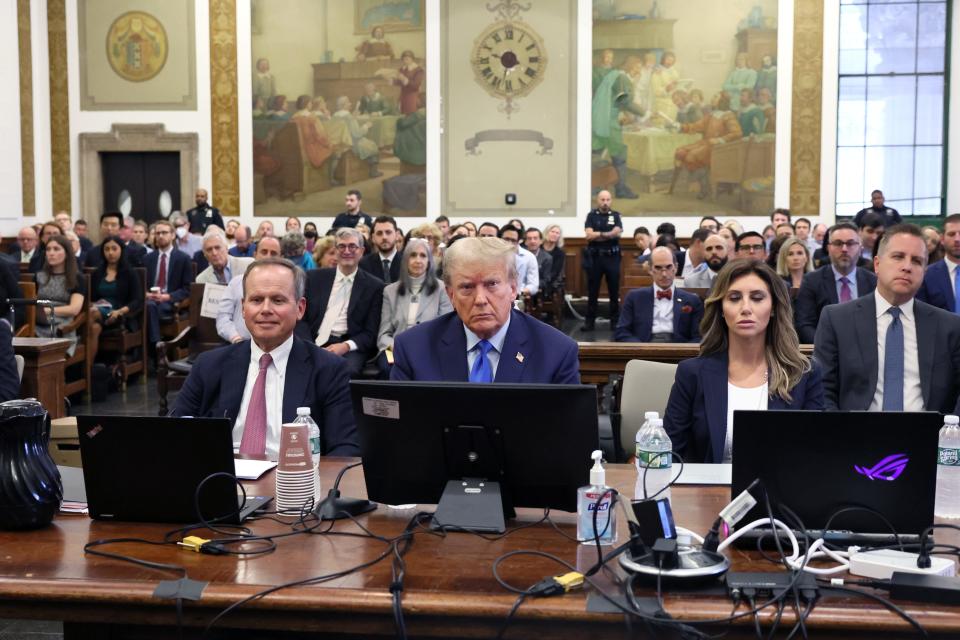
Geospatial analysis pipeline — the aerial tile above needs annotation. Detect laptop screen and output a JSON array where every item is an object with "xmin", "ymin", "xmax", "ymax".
[{"xmin": 731, "ymin": 411, "xmax": 941, "ymax": 537}]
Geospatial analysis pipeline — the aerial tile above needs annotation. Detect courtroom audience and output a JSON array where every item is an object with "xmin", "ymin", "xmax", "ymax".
[
  {"xmin": 794, "ymin": 222, "xmax": 877, "ymax": 343},
  {"xmin": 616, "ymin": 246, "xmax": 703, "ymax": 343},
  {"xmin": 462, "ymin": 221, "xmax": 478, "ymax": 237},
  {"xmin": 376, "ymin": 238, "xmax": 453, "ymax": 376},
  {"xmin": 391, "ymin": 237, "xmax": 579, "ymax": 383},
  {"xmin": 717, "ymin": 226, "xmax": 738, "ymax": 257},
  {"xmin": 815, "ymin": 223, "xmax": 960, "ymax": 413},
  {"xmin": 88, "ymin": 236, "xmax": 143, "ymax": 365},
  {"xmin": 280, "ymin": 231, "xmax": 317, "ymax": 271},
  {"xmin": 699, "ymin": 216, "xmax": 720, "ymax": 233},
  {"xmin": 678, "ymin": 228, "xmax": 710, "ymax": 278},
  {"xmin": 683, "ymin": 233, "xmax": 728, "ymax": 290},
  {"xmin": 923, "ymin": 225, "xmax": 946, "ymax": 265},
  {"xmin": 359, "ymin": 215, "xmax": 401, "ymax": 284},
  {"xmin": 664, "ymin": 259, "xmax": 824, "ymax": 463},
  {"xmin": 34, "ymin": 235, "xmax": 84, "ymax": 357},
  {"xmin": 229, "ymin": 225, "xmax": 256, "ymax": 257},
  {"xmin": 857, "ymin": 211, "xmax": 886, "ymax": 265},
  {"xmin": 500, "ymin": 224, "xmax": 539, "ymax": 296},
  {"xmin": 771, "ymin": 208, "xmax": 791, "ymax": 226},
  {"xmin": 312, "ymin": 235, "xmax": 338, "ymax": 268},
  {"xmin": 477, "ymin": 222, "xmax": 499, "ymax": 238},
  {"xmin": 736, "ymin": 231, "xmax": 767, "ymax": 262},
  {"xmin": 723, "ymin": 219, "xmax": 744, "ymax": 236},
  {"xmin": 776, "ymin": 236, "xmax": 813, "ymax": 289},
  {"xmin": 10, "ymin": 226, "xmax": 38, "ymax": 265},
  {"xmin": 524, "ymin": 227, "xmax": 555, "ymax": 294},
  {"xmin": 409, "ymin": 222, "xmax": 444, "ymax": 262},
  {"xmin": 541, "ymin": 224, "xmax": 566, "ymax": 292},
  {"xmin": 171, "ymin": 214, "xmax": 203, "ymax": 259},
  {"xmin": 144, "ymin": 220, "xmax": 193, "ymax": 350},
  {"xmin": 197, "ymin": 228, "xmax": 252, "ymax": 285},
  {"xmin": 256, "ymin": 220, "xmax": 275, "ymax": 240},
  {"xmin": 172, "ymin": 257, "xmax": 358, "ymax": 458},
  {"xmin": 286, "ymin": 216, "xmax": 302, "ymax": 232},
  {"xmin": 217, "ymin": 236, "xmax": 281, "ymax": 343},
  {"xmin": 303, "ymin": 222, "xmax": 320, "ymax": 253},
  {"xmin": 300, "ymin": 227, "xmax": 384, "ymax": 377},
  {"xmin": 918, "ymin": 213, "xmax": 960, "ymax": 312}
]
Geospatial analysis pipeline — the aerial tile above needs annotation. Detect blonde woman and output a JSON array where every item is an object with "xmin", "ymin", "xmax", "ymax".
[
  {"xmin": 663, "ymin": 259, "xmax": 823, "ymax": 463},
  {"xmin": 775, "ymin": 236, "xmax": 813, "ymax": 289},
  {"xmin": 312, "ymin": 235, "xmax": 338, "ymax": 268}
]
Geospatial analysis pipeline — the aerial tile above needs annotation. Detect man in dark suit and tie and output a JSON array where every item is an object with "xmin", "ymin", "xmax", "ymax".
[
  {"xmin": 84, "ymin": 212, "xmax": 147, "ymax": 269},
  {"xmin": 390, "ymin": 237, "xmax": 580, "ymax": 383},
  {"xmin": 615, "ymin": 246, "xmax": 703, "ymax": 343},
  {"xmin": 300, "ymin": 227, "xmax": 384, "ymax": 377},
  {"xmin": 171, "ymin": 258, "xmax": 357, "ymax": 458},
  {"xmin": 794, "ymin": 222, "xmax": 877, "ymax": 343},
  {"xmin": 918, "ymin": 213, "xmax": 960, "ymax": 313},
  {"xmin": 358, "ymin": 215, "xmax": 401, "ymax": 283},
  {"xmin": 143, "ymin": 219, "xmax": 193, "ymax": 346},
  {"xmin": 814, "ymin": 224, "xmax": 960, "ymax": 413}
]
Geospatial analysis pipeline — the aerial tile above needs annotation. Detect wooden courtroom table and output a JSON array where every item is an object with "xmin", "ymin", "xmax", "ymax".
[
  {"xmin": 1, "ymin": 461, "xmax": 957, "ymax": 638},
  {"xmin": 13, "ymin": 337, "xmax": 71, "ymax": 419},
  {"xmin": 578, "ymin": 342, "xmax": 815, "ymax": 387}
]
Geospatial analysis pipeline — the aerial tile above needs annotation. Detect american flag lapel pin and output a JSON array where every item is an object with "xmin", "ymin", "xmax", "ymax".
[{"xmin": 516, "ymin": 352, "xmax": 524, "ymax": 363}]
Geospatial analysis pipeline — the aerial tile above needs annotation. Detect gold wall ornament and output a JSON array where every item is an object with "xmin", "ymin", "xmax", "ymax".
[
  {"xmin": 790, "ymin": 0, "xmax": 823, "ymax": 216},
  {"xmin": 105, "ymin": 11, "xmax": 169, "ymax": 83},
  {"xmin": 209, "ymin": 0, "xmax": 239, "ymax": 216},
  {"xmin": 48, "ymin": 0, "xmax": 71, "ymax": 213},
  {"xmin": 17, "ymin": 0, "xmax": 34, "ymax": 216}
]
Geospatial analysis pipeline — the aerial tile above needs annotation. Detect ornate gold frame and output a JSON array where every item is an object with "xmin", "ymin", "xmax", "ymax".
[
  {"xmin": 210, "ymin": 0, "xmax": 239, "ymax": 216},
  {"xmin": 790, "ymin": 0, "xmax": 823, "ymax": 216}
]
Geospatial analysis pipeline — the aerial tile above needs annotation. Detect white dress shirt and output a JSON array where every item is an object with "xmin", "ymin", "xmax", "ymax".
[
  {"xmin": 319, "ymin": 267, "xmax": 358, "ymax": 351},
  {"xmin": 652, "ymin": 285, "xmax": 675, "ymax": 334},
  {"xmin": 680, "ymin": 253, "xmax": 704, "ymax": 279},
  {"xmin": 232, "ymin": 335, "xmax": 294, "ymax": 460},
  {"xmin": 870, "ymin": 291, "xmax": 923, "ymax": 411},
  {"xmin": 465, "ymin": 315, "xmax": 511, "ymax": 379},
  {"xmin": 724, "ymin": 382, "xmax": 769, "ymax": 462},
  {"xmin": 216, "ymin": 274, "xmax": 249, "ymax": 342},
  {"xmin": 945, "ymin": 257, "xmax": 960, "ymax": 293},
  {"xmin": 515, "ymin": 247, "xmax": 540, "ymax": 295}
]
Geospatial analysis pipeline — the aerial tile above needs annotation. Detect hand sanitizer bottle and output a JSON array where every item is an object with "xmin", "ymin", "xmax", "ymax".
[{"xmin": 577, "ymin": 450, "xmax": 617, "ymax": 545}]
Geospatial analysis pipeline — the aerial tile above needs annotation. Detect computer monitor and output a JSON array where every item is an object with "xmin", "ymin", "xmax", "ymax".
[{"xmin": 350, "ymin": 381, "xmax": 599, "ymax": 533}]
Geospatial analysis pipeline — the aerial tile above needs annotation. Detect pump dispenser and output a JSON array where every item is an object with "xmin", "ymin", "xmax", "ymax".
[{"xmin": 577, "ymin": 450, "xmax": 617, "ymax": 545}]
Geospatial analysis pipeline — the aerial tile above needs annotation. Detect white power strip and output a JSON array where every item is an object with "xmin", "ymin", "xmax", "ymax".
[{"xmin": 849, "ymin": 549, "xmax": 956, "ymax": 580}]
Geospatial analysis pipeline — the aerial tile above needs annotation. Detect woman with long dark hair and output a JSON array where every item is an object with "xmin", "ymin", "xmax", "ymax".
[
  {"xmin": 663, "ymin": 260, "xmax": 824, "ymax": 463},
  {"xmin": 35, "ymin": 235, "xmax": 84, "ymax": 356},
  {"xmin": 88, "ymin": 236, "xmax": 142, "ymax": 363}
]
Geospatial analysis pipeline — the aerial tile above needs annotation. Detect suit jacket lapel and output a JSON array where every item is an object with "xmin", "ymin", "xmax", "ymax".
[
  {"xmin": 671, "ymin": 294, "xmax": 686, "ymax": 337},
  {"xmin": 855, "ymin": 295, "xmax": 879, "ymax": 394},
  {"xmin": 282, "ymin": 338, "xmax": 311, "ymax": 423},
  {"xmin": 700, "ymin": 354, "xmax": 728, "ymax": 463},
  {"xmin": 495, "ymin": 311, "xmax": 529, "ymax": 383},
  {"xmin": 940, "ymin": 263, "xmax": 955, "ymax": 309},
  {"xmin": 222, "ymin": 342, "xmax": 252, "ymax": 420},
  {"xmin": 915, "ymin": 302, "xmax": 936, "ymax": 408},
  {"xmin": 346, "ymin": 270, "xmax": 363, "ymax": 317},
  {"xmin": 439, "ymin": 316, "xmax": 469, "ymax": 381}
]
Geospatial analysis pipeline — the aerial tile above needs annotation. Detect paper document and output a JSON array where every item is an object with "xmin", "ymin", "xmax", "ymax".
[
  {"xmin": 672, "ymin": 463, "xmax": 731, "ymax": 486},
  {"xmin": 200, "ymin": 283, "xmax": 227, "ymax": 319},
  {"xmin": 234, "ymin": 458, "xmax": 277, "ymax": 480}
]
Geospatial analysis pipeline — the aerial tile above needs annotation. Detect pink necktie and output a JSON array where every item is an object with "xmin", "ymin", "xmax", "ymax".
[
  {"xmin": 839, "ymin": 277, "xmax": 852, "ymax": 303},
  {"xmin": 239, "ymin": 353, "xmax": 272, "ymax": 456}
]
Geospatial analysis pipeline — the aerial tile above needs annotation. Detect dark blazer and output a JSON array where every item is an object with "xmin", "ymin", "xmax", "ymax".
[
  {"xmin": 0, "ymin": 259, "xmax": 23, "ymax": 327},
  {"xmin": 615, "ymin": 287, "xmax": 703, "ymax": 343},
  {"xmin": 794, "ymin": 265, "xmax": 877, "ymax": 343},
  {"xmin": 332, "ymin": 211, "xmax": 373, "ymax": 229},
  {"xmin": 358, "ymin": 252, "xmax": 400, "ymax": 283},
  {"xmin": 85, "ymin": 242, "xmax": 146, "ymax": 270},
  {"xmin": 299, "ymin": 268, "xmax": 384, "ymax": 355},
  {"xmin": 144, "ymin": 248, "xmax": 193, "ymax": 303},
  {"xmin": 814, "ymin": 294, "xmax": 960, "ymax": 413},
  {"xmin": 547, "ymin": 246, "xmax": 565, "ymax": 289},
  {"xmin": 390, "ymin": 309, "xmax": 580, "ymax": 384},
  {"xmin": 91, "ymin": 268, "xmax": 143, "ymax": 317},
  {"xmin": 663, "ymin": 352, "xmax": 825, "ymax": 463},
  {"xmin": 186, "ymin": 205, "xmax": 225, "ymax": 234},
  {"xmin": 917, "ymin": 259, "xmax": 956, "ymax": 313},
  {"xmin": 170, "ymin": 337, "xmax": 358, "ymax": 456},
  {"xmin": 0, "ymin": 319, "xmax": 19, "ymax": 402},
  {"xmin": 79, "ymin": 236, "xmax": 93, "ymax": 253}
]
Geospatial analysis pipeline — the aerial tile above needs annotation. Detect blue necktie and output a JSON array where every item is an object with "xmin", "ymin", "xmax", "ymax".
[
  {"xmin": 882, "ymin": 307, "xmax": 904, "ymax": 411},
  {"xmin": 953, "ymin": 265, "xmax": 960, "ymax": 314},
  {"xmin": 469, "ymin": 340, "xmax": 494, "ymax": 383}
]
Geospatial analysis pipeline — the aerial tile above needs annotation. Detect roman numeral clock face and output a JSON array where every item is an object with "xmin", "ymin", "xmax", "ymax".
[{"xmin": 471, "ymin": 21, "xmax": 547, "ymax": 105}]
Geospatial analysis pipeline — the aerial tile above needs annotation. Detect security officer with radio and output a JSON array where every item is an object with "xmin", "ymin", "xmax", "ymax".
[
  {"xmin": 186, "ymin": 188, "xmax": 225, "ymax": 235},
  {"xmin": 582, "ymin": 190, "xmax": 623, "ymax": 331}
]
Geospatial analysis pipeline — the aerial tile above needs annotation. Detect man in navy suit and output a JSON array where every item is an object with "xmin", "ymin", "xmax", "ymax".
[
  {"xmin": 794, "ymin": 222, "xmax": 877, "ymax": 343},
  {"xmin": 615, "ymin": 247, "xmax": 704, "ymax": 343},
  {"xmin": 299, "ymin": 227, "xmax": 384, "ymax": 377},
  {"xmin": 391, "ymin": 237, "xmax": 579, "ymax": 384},
  {"xmin": 358, "ymin": 216, "xmax": 401, "ymax": 284},
  {"xmin": 814, "ymin": 224, "xmax": 960, "ymax": 413},
  {"xmin": 144, "ymin": 220, "xmax": 193, "ymax": 345},
  {"xmin": 171, "ymin": 258, "xmax": 357, "ymax": 458},
  {"xmin": 918, "ymin": 213, "xmax": 960, "ymax": 313}
]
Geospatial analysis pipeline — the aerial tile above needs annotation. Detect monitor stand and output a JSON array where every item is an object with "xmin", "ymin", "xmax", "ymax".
[{"xmin": 432, "ymin": 479, "xmax": 506, "ymax": 533}]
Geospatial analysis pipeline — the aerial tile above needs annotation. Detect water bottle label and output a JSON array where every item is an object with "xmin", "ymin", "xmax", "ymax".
[
  {"xmin": 938, "ymin": 447, "xmax": 960, "ymax": 466},
  {"xmin": 310, "ymin": 436, "xmax": 321, "ymax": 455},
  {"xmin": 636, "ymin": 448, "xmax": 671, "ymax": 468}
]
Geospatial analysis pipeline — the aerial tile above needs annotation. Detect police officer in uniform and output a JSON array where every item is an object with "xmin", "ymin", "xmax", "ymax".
[
  {"xmin": 186, "ymin": 188, "xmax": 225, "ymax": 235},
  {"xmin": 582, "ymin": 190, "xmax": 623, "ymax": 331},
  {"xmin": 852, "ymin": 189, "xmax": 901, "ymax": 229}
]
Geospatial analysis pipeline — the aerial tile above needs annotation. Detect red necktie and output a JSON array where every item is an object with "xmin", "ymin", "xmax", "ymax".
[
  {"xmin": 656, "ymin": 289, "xmax": 672, "ymax": 301},
  {"xmin": 157, "ymin": 253, "xmax": 167, "ymax": 290},
  {"xmin": 239, "ymin": 353, "xmax": 272, "ymax": 456}
]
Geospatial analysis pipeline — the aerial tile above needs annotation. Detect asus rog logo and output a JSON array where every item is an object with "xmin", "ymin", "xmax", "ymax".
[{"xmin": 854, "ymin": 454, "xmax": 909, "ymax": 481}]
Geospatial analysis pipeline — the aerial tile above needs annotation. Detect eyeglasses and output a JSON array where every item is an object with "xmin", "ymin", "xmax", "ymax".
[
  {"xmin": 829, "ymin": 240, "xmax": 860, "ymax": 249},
  {"xmin": 502, "ymin": 237, "xmax": 519, "ymax": 244},
  {"xmin": 336, "ymin": 243, "xmax": 361, "ymax": 253},
  {"xmin": 739, "ymin": 244, "xmax": 765, "ymax": 253}
]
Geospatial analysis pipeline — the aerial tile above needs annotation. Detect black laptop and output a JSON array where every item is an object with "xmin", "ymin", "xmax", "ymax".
[
  {"xmin": 731, "ymin": 410, "xmax": 941, "ymax": 545},
  {"xmin": 76, "ymin": 415, "xmax": 272, "ymax": 523}
]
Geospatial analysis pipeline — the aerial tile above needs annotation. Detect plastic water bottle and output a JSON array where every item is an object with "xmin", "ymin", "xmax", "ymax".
[
  {"xmin": 634, "ymin": 411, "xmax": 659, "ymax": 499},
  {"xmin": 636, "ymin": 418, "xmax": 672, "ymax": 502},
  {"xmin": 293, "ymin": 407, "xmax": 322, "ymax": 503},
  {"xmin": 936, "ymin": 415, "xmax": 960, "ymax": 518}
]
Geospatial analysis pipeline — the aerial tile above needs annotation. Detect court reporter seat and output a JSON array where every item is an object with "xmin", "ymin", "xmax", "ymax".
[
  {"xmin": 610, "ymin": 359, "xmax": 678, "ymax": 462},
  {"xmin": 157, "ymin": 283, "xmax": 227, "ymax": 415}
]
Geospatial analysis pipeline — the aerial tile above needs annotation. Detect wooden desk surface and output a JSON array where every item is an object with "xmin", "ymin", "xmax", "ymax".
[
  {"xmin": 12, "ymin": 337, "xmax": 73, "ymax": 352},
  {"xmin": 1, "ymin": 460, "xmax": 957, "ymax": 638}
]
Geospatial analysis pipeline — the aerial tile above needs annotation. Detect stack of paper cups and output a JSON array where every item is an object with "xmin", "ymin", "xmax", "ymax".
[{"xmin": 275, "ymin": 423, "xmax": 318, "ymax": 513}]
